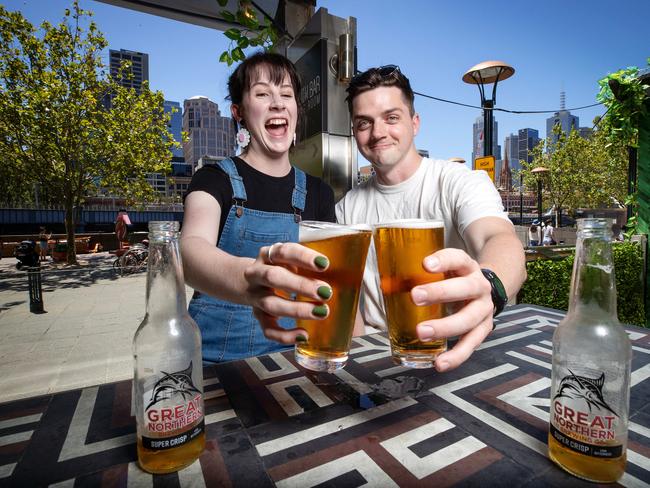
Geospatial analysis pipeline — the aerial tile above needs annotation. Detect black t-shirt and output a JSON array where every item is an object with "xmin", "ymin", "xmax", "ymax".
[{"xmin": 185, "ymin": 156, "xmax": 336, "ymax": 238}]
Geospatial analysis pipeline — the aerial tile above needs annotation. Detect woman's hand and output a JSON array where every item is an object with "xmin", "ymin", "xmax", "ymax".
[{"xmin": 244, "ymin": 242, "xmax": 332, "ymax": 344}]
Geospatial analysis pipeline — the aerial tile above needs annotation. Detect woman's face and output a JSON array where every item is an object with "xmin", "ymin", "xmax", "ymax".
[{"xmin": 236, "ymin": 66, "xmax": 298, "ymax": 159}]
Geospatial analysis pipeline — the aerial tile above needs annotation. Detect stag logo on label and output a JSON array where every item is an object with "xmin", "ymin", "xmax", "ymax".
[
  {"xmin": 553, "ymin": 369, "xmax": 617, "ymax": 417},
  {"xmin": 146, "ymin": 361, "xmax": 201, "ymax": 411}
]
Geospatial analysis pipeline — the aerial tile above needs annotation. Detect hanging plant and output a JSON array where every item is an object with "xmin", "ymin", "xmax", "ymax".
[
  {"xmin": 596, "ymin": 58, "xmax": 650, "ymax": 148},
  {"xmin": 216, "ymin": 0, "xmax": 280, "ymax": 65}
]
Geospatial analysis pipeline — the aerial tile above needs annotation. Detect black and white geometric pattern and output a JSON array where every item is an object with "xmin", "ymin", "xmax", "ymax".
[{"xmin": 1, "ymin": 305, "xmax": 649, "ymax": 486}]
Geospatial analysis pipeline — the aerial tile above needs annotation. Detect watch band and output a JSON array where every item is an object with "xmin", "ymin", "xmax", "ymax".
[{"xmin": 481, "ymin": 268, "xmax": 508, "ymax": 317}]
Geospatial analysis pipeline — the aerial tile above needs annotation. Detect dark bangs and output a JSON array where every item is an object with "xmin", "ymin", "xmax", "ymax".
[{"xmin": 227, "ymin": 52, "xmax": 302, "ymax": 106}]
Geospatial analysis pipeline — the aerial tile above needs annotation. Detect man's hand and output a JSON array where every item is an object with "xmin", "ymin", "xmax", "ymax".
[
  {"xmin": 410, "ymin": 248, "xmax": 494, "ymax": 372},
  {"xmin": 244, "ymin": 242, "xmax": 332, "ymax": 344}
]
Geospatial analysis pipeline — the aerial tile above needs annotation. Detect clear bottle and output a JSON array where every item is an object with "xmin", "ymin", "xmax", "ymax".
[
  {"xmin": 548, "ymin": 218, "xmax": 631, "ymax": 482},
  {"xmin": 133, "ymin": 221, "xmax": 205, "ymax": 474}
]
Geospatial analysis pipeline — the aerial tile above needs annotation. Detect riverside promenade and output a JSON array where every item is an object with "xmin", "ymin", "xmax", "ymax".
[{"xmin": 0, "ymin": 253, "xmax": 193, "ymax": 404}]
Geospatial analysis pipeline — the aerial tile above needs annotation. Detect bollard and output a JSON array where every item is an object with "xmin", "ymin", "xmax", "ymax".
[{"xmin": 27, "ymin": 266, "xmax": 45, "ymax": 314}]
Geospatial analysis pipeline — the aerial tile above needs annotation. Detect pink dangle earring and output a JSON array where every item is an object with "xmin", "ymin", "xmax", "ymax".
[
  {"xmin": 236, "ymin": 121, "xmax": 250, "ymax": 149},
  {"xmin": 293, "ymin": 133, "xmax": 297, "ymax": 146}
]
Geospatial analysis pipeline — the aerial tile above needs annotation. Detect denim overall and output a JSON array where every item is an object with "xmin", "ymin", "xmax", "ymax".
[{"xmin": 188, "ymin": 158, "xmax": 307, "ymax": 363}]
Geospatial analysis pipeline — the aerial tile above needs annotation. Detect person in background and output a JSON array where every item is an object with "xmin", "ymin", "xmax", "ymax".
[
  {"xmin": 529, "ymin": 220, "xmax": 541, "ymax": 246},
  {"xmin": 336, "ymin": 65, "xmax": 527, "ymax": 372},
  {"xmin": 542, "ymin": 219, "xmax": 556, "ymax": 245},
  {"xmin": 38, "ymin": 226, "xmax": 51, "ymax": 261},
  {"xmin": 181, "ymin": 52, "xmax": 336, "ymax": 363}
]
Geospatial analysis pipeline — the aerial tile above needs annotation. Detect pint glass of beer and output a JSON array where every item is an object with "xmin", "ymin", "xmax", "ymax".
[
  {"xmin": 373, "ymin": 219, "xmax": 446, "ymax": 368},
  {"xmin": 295, "ymin": 221, "xmax": 372, "ymax": 372}
]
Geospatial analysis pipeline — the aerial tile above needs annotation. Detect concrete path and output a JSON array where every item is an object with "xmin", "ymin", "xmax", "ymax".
[{"xmin": 0, "ymin": 253, "xmax": 193, "ymax": 404}]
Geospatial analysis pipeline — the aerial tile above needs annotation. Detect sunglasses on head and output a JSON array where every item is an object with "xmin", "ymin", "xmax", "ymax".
[
  {"xmin": 377, "ymin": 65, "xmax": 400, "ymax": 77},
  {"xmin": 351, "ymin": 64, "xmax": 401, "ymax": 84}
]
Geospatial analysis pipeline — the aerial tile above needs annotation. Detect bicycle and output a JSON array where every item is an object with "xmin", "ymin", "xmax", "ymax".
[{"xmin": 113, "ymin": 242, "xmax": 149, "ymax": 276}]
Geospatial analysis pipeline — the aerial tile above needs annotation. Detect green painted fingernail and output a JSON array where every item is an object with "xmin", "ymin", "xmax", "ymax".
[
  {"xmin": 314, "ymin": 256, "xmax": 329, "ymax": 269},
  {"xmin": 312, "ymin": 305, "xmax": 328, "ymax": 317},
  {"xmin": 317, "ymin": 285, "xmax": 332, "ymax": 299},
  {"xmin": 295, "ymin": 334, "xmax": 307, "ymax": 343}
]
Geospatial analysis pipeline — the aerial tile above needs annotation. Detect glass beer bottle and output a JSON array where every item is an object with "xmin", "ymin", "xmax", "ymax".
[
  {"xmin": 133, "ymin": 221, "xmax": 205, "ymax": 474},
  {"xmin": 548, "ymin": 218, "xmax": 631, "ymax": 482}
]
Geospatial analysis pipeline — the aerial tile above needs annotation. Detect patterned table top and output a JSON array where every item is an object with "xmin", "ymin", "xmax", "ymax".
[{"xmin": 1, "ymin": 304, "xmax": 650, "ymax": 487}]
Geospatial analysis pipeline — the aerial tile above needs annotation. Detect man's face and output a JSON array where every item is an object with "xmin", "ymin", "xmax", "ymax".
[{"xmin": 351, "ymin": 86, "xmax": 419, "ymax": 170}]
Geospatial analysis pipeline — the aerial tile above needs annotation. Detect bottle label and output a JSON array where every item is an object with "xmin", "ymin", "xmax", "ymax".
[
  {"xmin": 550, "ymin": 424, "xmax": 622, "ymax": 457},
  {"xmin": 141, "ymin": 419, "xmax": 205, "ymax": 450},
  {"xmin": 142, "ymin": 360, "xmax": 204, "ymax": 448},
  {"xmin": 550, "ymin": 368, "xmax": 624, "ymax": 456}
]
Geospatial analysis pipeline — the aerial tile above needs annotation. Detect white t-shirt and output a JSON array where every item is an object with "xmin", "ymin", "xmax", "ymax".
[
  {"xmin": 543, "ymin": 224, "xmax": 555, "ymax": 243},
  {"xmin": 336, "ymin": 157, "xmax": 510, "ymax": 330}
]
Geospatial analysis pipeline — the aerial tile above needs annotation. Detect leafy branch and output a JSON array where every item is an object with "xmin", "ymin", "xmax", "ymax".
[
  {"xmin": 216, "ymin": 0, "xmax": 279, "ymax": 65},
  {"xmin": 596, "ymin": 58, "xmax": 650, "ymax": 148}
]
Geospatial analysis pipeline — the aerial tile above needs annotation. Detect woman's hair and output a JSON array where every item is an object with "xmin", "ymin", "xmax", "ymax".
[
  {"xmin": 227, "ymin": 51, "xmax": 302, "ymax": 130},
  {"xmin": 529, "ymin": 224, "xmax": 537, "ymax": 231}
]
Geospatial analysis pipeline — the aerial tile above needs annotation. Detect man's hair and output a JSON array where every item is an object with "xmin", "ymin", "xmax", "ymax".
[{"xmin": 345, "ymin": 66, "xmax": 415, "ymax": 116}]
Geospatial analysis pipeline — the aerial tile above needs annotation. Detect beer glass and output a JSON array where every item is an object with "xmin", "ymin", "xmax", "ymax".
[
  {"xmin": 373, "ymin": 219, "xmax": 446, "ymax": 368},
  {"xmin": 295, "ymin": 221, "xmax": 372, "ymax": 372}
]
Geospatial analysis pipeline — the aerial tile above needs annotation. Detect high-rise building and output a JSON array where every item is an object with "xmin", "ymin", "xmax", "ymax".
[
  {"xmin": 109, "ymin": 49, "xmax": 149, "ymax": 93},
  {"xmin": 504, "ymin": 133, "xmax": 520, "ymax": 175},
  {"xmin": 546, "ymin": 91, "xmax": 579, "ymax": 145},
  {"xmin": 518, "ymin": 128, "xmax": 540, "ymax": 164},
  {"xmin": 182, "ymin": 96, "xmax": 236, "ymax": 172},
  {"xmin": 164, "ymin": 100, "xmax": 184, "ymax": 159},
  {"xmin": 471, "ymin": 116, "xmax": 501, "ymax": 165}
]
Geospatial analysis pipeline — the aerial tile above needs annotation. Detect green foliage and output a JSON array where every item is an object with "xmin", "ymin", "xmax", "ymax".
[
  {"xmin": 593, "ymin": 60, "xmax": 650, "ymax": 243},
  {"xmin": 517, "ymin": 125, "xmax": 627, "ymax": 223},
  {"xmin": 217, "ymin": 0, "xmax": 279, "ymax": 65},
  {"xmin": 518, "ymin": 242, "xmax": 646, "ymax": 326},
  {"xmin": 0, "ymin": 2, "xmax": 176, "ymax": 263},
  {"xmin": 624, "ymin": 192, "xmax": 638, "ymax": 239},
  {"xmin": 597, "ymin": 59, "xmax": 650, "ymax": 148}
]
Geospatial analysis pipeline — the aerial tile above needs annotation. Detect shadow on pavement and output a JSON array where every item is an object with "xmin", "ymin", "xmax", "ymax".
[{"xmin": 0, "ymin": 254, "xmax": 144, "ymax": 311}]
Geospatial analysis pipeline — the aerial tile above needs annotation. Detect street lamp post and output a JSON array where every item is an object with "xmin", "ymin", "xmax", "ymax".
[
  {"xmin": 462, "ymin": 61, "xmax": 515, "ymax": 158},
  {"xmin": 532, "ymin": 167, "xmax": 549, "ymax": 223},
  {"xmin": 519, "ymin": 173, "xmax": 523, "ymax": 224}
]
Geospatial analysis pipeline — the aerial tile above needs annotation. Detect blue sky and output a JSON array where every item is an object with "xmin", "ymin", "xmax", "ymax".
[{"xmin": 4, "ymin": 0, "xmax": 649, "ymax": 167}]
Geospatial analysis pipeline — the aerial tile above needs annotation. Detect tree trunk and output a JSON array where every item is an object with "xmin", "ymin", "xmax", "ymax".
[
  {"xmin": 64, "ymin": 194, "xmax": 78, "ymax": 265},
  {"xmin": 556, "ymin": 207, "xmax": 562, "ymax": 228}
]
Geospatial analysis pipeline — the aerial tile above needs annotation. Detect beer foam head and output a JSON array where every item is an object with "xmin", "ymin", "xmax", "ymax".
[
  {"xmin": 300, "ymin": 221, "xmax": 371, "ymax": 242},
  {"xmin": 374, "ymin": 219, "xmax": 444, "ymax": 229}
]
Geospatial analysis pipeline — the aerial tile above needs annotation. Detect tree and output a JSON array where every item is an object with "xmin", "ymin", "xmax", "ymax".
[
  {"xmin": 519, "ymin": 126, "xmax": 627, "ymax": 226},
  {"xmin": 0, "ymin": 2, "xmax": 176, "ymax": 264}
]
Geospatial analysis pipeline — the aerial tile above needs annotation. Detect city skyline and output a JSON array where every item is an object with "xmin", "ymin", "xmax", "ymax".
[{"xmin": 4, "ymin": 0, "xmax": 649, "ymax": 169}]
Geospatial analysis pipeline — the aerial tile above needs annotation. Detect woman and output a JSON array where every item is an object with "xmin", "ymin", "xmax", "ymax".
[
  {"xmin": 181, "ymin": 52, "xmax": 335, "ymax": 363},
  {"xmin": 528, "ymin": 222, "xmax": 540, "ymax": 247}
]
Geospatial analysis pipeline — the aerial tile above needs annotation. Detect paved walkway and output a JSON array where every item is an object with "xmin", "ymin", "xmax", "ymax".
[{"xmin": 0, "ymin": 253, "xmax": 193, "ymax": 404}]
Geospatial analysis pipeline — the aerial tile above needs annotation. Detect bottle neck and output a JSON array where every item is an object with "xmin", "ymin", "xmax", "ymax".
[
  {"xmin": 145, "ymin": 233, "xmax": 188, "ymax": 318},
  {"xmin": 569, "ymin": 225, "xmax": 617, "ymax": 318}
]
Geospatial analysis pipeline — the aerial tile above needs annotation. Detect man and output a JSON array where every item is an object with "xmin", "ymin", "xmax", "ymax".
[{"xmin": 337, "ymin": 65, "xmax": 526, "ymax": 372}]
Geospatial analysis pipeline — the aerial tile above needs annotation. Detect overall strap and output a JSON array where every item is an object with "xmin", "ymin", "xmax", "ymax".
[
  {"xmin": 291, "ymin": 166, "xmax": 307, "ymax": 223},
  {"xmin": 216, "ymin": 158, "xmax": 246, "ymax": 217}
]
